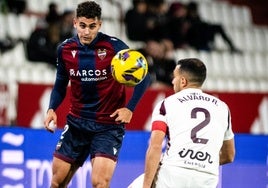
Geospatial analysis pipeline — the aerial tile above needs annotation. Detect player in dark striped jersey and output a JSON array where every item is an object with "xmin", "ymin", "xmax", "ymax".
[{"xmin": 44, "ymin": 1, "xmax": 150, "ymax": 188}]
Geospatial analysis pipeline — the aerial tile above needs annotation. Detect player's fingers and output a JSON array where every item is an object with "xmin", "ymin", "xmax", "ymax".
[
  {"xmin": 110, "ymin": 110, "xmax": 119, "ymax": 117},
  {"xmin": 114, "ymin": 114, "xmax": 127, "ymax": 124},
  {"xmin": 44, "ymin": 121, "xmax": 50, "ymax": 130},
  {"xmin": 46, "ymin": 120, "xmax": 57, "ymax": 133}
]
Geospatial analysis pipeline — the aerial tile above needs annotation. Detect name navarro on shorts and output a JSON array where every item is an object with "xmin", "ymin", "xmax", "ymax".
[{"xmin": 177, "ymin": 92, "xmax": 218, "ymax": 105}]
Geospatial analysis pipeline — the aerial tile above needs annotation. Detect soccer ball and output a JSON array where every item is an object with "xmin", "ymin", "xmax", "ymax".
[{"xmin": 111, "ymin": 49, "xmax": 148, "ymax": 86}]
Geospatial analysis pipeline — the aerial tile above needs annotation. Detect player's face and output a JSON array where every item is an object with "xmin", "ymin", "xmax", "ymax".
[{"xmin": 73, "ymin": 17, "xmax": 102, "ymax": 45}]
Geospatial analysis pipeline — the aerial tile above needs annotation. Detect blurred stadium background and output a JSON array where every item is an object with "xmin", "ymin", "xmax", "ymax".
[{"xmin": 0, "ymin": 0, "xmax": 268, "ymax": 187}]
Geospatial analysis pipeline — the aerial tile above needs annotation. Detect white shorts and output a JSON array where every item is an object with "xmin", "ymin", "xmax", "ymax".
[
  {"xmin": 128, "ymin": 166, "xmax": 219, "ymax": 188},
  {"xmin": 154, "ymin": 165, "xmax": 219, "ymax": 188},
  {"xmin": 128, "ymin": 173, "xmax": 144, "ymax": 188}
]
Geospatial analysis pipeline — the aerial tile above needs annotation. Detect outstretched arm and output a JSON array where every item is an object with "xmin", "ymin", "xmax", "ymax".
[{"xmin": 126, "ymin": 73, "xmax": 150, "ymax": 111}]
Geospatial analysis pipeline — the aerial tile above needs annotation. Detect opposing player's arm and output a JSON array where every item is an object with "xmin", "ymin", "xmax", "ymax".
[
  {"xmin": 219, "ymin": 138, "xmax": 235, "ymax": 165},
  {"xmin": 220, "ymin": 107, "xmax": 235, "ymax": 165},
  {"xmin": 143, "ymin": 121, "xmax": 166, "ymax": 188}
]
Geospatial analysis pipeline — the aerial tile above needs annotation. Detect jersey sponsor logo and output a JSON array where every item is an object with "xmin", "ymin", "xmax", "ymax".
[
  {"xmin": 70, "ymin": 69, "xmax": 107, "ymax": 76},
  {"xmin": 184, "ymin": 160, "xmax": 206, "ymax": 168},
  {"xmin": 97, "ymin": 49, "xmax": 107, "ymax": 60},
  {"xmin": 81, "ymin": 77, "xmax": 107, "ymax": 81},
  {"xmin": 69, "ymin": 69, "xmax": 108, "ymax": 82},
  {"xmin": 178, "ymin": 148, "xmax": 213, "ymax": 164}
]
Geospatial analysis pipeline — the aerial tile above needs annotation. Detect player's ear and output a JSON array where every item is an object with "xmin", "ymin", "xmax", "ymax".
[
  {"xmin": 181, "ymin": 76, "xmax": 187, "ymax": 87},
  {"xmin": 73, "ymin": 18, "xmax": 77, "ymax": 28},
  {"xmin": 98, "ymin": 20, "xmax": 102, "ymax": 27}
]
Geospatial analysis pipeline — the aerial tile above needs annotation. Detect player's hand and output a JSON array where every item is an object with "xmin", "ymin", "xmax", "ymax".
[
  {"xmin": 44, "ymin": 109, "xmax": 57, "ymax": 133},
  {"xmin": 110, "ymin": 107, "xmax": 133, "ymax": 124}
]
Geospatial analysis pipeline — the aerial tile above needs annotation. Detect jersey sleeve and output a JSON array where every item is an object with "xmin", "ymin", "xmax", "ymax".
[
  {"xmin": 224, "ymin": 107, "xmax": 234, "ymax": 140},
  {"xmin": 126, "ymin": 73, "xmax": 150, "ymax": 111},
  {"xmin": 151, "ymin": 100, "xmax": 168, "ymax": 133},
  {"xmin": 48, "ymin": 45, "xmax": 69, "ymax": 111},
  {"xmin": 152, "ymin": 121, "xmax": 167, "ymax": 133},
  {"xmin": 109, "ymin": 34, "xmax": 151, "ymax": 111}
]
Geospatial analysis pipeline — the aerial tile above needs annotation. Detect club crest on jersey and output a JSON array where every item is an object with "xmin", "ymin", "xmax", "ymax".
[{"xmin": 97, "ymin": 49, "xmax": 107, "ymax": 60}]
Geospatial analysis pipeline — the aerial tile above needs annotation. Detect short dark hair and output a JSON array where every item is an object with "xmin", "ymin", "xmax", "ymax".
[
  {"xmin": 76, "ymin": 1, "xmax": 102, "ymax": 19},
  {"xmin": 177, "ymin": 58, "xmax": 206, "ymax": 85}
]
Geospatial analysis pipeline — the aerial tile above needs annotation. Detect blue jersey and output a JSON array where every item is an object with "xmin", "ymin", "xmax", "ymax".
[{"xmin": 49, "ymin": 32, "xmax": 150, "ymax": 124}]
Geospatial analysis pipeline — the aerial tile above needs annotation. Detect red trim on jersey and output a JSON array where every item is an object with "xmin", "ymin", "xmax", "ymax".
[{"xmin": 152, "ymin": 121, "xmax": 167, "ymax": 133}]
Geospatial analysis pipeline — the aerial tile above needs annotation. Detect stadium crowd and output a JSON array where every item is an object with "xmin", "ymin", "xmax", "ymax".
[
  {"xmin": 125, "ymin": 0, "xmax": 242, "ymax": 88},
  {"xmin": 0, "ymin": 0, "xmax": 267, "ymax": 90},
  {"xmin": 1, "ymin": 0, "xmax": 240, "ymax": 80}
]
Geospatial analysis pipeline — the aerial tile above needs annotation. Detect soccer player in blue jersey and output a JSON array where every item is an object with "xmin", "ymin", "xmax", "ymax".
[{"xmin": 43, "ymin": 1, "xmax": 150, "ymax": 188}]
